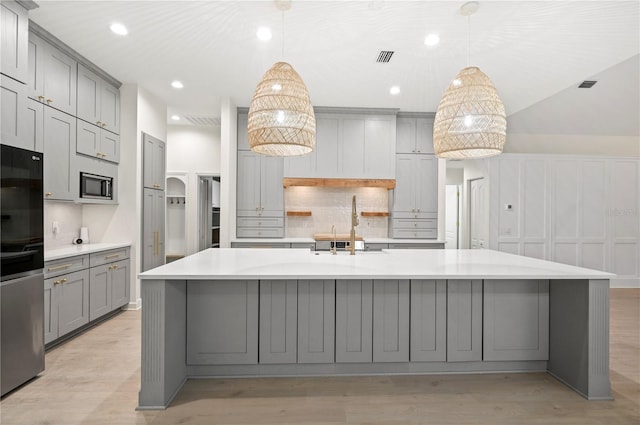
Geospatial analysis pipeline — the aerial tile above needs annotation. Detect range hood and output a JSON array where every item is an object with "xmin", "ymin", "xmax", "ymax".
[{"xmin": 282, "ymin": 178, "xmax": 395, "ymax": 190}]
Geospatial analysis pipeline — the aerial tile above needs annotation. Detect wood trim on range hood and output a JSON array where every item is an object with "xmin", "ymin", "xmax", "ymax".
[{"xmin": 282, "ymin": 178, "xmax": 396, "ymax": 190}]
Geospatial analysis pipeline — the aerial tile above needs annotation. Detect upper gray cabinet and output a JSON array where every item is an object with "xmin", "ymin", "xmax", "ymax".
[
  {"xmin": 396, "ymin": 116, "xmax": 434, "ymax": 154},
  {"xmin": 143, "ymin": 133, "xmax": 166, "ymax": 190},
  {"xmin": 284, "ymin": 111, "xmax": 396, "ymax": 179},
  {"xmin": 77, "ymin": 63, "xmax": 120, "ymax": 134},
  {"xmin": 393, "ymin": 154, "xmax": 438, "ymax": 217},
  {"xmin": 28, "ymin": 32, "xmax": 77, "ymax": 116},
  {"xmin": 1, "ymin": 1, "xmax": 29, "ymax": 83},
  {"xmin": 43, "ymin": 107, "xmax": 76, "ymax": 201},
  {"xmin": 237, "ymin": 150, "xmax": 284, "ymax": 218},
  {"xmin": 77, "ymin": 119, "xmax": 120, "ymax": 163},
  {"xmin": 0, "ymin": 74, "xmax": 28, "ymax": 149}
]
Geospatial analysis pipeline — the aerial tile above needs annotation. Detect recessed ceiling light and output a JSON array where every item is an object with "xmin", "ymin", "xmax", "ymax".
[
  {"xmin": 109, "ymin": 23, "xmax": 128, "ymax": 36},
  {"xmin": 171, "ymin": 115, "xmax": 180, "ymax": 121},
  {"xmin": 390, "ymin": 86, "xmax": 401, "ymax": 95},
  {"xmin": 424, "ymin": 33, "xmax": 440, "ymax": 47},
  {"xmin": 171, "ymin": 80, "xmax": 184, "ymax": 89},
  {"xmin": 256, "ymin": 27, "xmax": 272, "ymax": 41}
]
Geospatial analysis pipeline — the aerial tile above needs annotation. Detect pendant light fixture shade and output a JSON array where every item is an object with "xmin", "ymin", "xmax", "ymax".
[
  {"xmin": 433, "ymin": 66, "xmax": 506, "ymax": 159},
  {"xmin": 248, "ymin": 61, "xmax": 316, "ymax": 156}
]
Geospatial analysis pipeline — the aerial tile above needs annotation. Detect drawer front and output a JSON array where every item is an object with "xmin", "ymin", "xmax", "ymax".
[
  {"xmin": 391, "ymin": 228, "xmax": 437, "ymax": 239},
  {"xmin": 290, "ymin": 242, "xmax": 315, "ymax": 250},
  {"xmin": 231, "ymin": 242, "xmax": 290, "ymax": 248},
  {"xmin": 90, "ymin": 247, "xmax": 131, "ymax": 267},
  {"xmin": 392, "ymin": 218, "xmax": 437, "ymax": 229},
  {"xmin": 45, "ymin": 255, "xmax": 89, "ymax": 278},
  {"xmin": 236, "ymin": 227, "xmax": 285, "ymax": 238},
  {"xmin": 392, "ymin": 211, "xmax": 437, "ymax": 220},
  {"xmin": 388, "ymin": 242, "xmax": 444, "ymax": 249},
  {"xmin": 365, "ymin": 243, "xmax": 389, "ymax": 251},
  {"xmin": 237, "ymin": 217, "xmax": 285, "ymax": 228}
]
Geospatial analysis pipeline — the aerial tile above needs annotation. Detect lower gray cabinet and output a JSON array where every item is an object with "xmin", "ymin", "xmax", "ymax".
[
  {"xmin": 410, "ymin": 280, "xmax": 447, "ymax": 362},
  {"xmin": 373, "ymin": 280, "xmax": 409, "ymax": 362},
  {"xmin": 110, "ymin": 259, "xmax": 130, "ymax": 310},
  {"xmin": 44, "ymin": 269, "xmax": 90, "ymax": 344},
  {"xmin": 447, "ymin": 280, "xmax": 483, "ymax": 362},
  {"xmin": 187, "ymin": 280, "xmax": 259, "ymax": 365},
  {"xmin": 483, "ymin": 279, "xmax": 549, "ymax": 361},
  {"xmin": 297, "ymin": 280, "xmax": 335, "ymax": 364},
  {"xmin": 89, "ymin": 259, "xmax": 130, "ymax": 321},
  {"xmin": 259, "ymin": 280, "xmax": 297, "ymax": 364},
  {"xmin": 336, "ymin": 279, "xmax": 373, "ymax": 363}
]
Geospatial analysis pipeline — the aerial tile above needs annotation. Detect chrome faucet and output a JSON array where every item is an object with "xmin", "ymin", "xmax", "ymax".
[
  {"xmin": 330, "ymin": 225, "xmax": 337, "ymax": 255},
  {"xmin": 349, "ymin": 195, "xmax": 359, "ymax": 255}
]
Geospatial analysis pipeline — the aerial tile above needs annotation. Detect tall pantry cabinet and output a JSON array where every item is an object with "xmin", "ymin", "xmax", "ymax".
[{"xmin": 142, "ymin": 133, "xmax": 166, "ymax": 271}]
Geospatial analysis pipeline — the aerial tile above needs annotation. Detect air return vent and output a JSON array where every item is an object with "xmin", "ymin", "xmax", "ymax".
[
  {"xmin": 376, "ymin": 51, "xmax": 394, "ymax": 63},
  {"xmin": 183, "ymin": 115, "xmax": 221, "ymax": 126},
  {"xmin": 578, "ymin": 80, "xmax": 597, "ymax": 88}
]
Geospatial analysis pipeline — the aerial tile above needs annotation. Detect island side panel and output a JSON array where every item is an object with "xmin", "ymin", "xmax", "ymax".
[
  {"xmin": 297, "ymin": 280, "xmax": 335, "ymax": 364},
  {"xmin": 139, "ymin": 279, "xmax": 187, "ymax": 410},
  {"xmin": 336, "ymin": 279, "xmax": 373, "ymax": 363},
  {"xmin": 447, "ymin": 280, "xmax": 483, "ymax": 362},
  {"xmin": 548, "ymin": 279, "xmax": 611, "ymax": 400}
]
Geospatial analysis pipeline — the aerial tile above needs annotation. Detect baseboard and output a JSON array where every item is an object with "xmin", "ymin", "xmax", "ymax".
[
  {"xmin": 126, "ymin": 298, "xmax": 142, "ymax": 310},
  {"xmin": 610, "ymin": 278, "xmax": 640, "ymax": 288}
]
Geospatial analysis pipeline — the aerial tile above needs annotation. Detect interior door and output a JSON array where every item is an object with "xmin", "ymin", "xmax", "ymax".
[
  {"xmin": 445, "ymin": 185, "xmax": 460, "ymax": 249},
  {"xmin": 469, "ymin": 178, "xmax": 486, "ymax": 249}
]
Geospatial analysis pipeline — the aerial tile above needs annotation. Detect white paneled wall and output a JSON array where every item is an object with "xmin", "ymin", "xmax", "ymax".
[{"xmin": 489, "ymin": 154, "xmax": 639, "ymax": 287}]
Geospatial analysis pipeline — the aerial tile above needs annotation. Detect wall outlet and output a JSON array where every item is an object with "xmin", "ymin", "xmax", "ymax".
[
  {"xmin": 52, "ymin": 221, "xmax": 60, "ymax": 235},
  {"xmin": 504, "ymin": 204, "xmax": 513, "ymax": 211}
]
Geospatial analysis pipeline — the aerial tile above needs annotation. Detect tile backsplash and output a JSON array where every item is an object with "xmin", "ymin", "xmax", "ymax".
[
  {"xmin": 285, "ymin": 187, "xmax": 389, "ymax": 238},
  {"xmin": 44, "ymin": 202, "xmax": 83, "ymax": 249}
]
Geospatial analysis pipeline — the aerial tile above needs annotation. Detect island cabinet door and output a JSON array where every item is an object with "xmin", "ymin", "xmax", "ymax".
[
  {"xmin": 259, "ymin": 280, "xmax": 297, "ymax": 364},
  {"xmin": 336, "ymin": 280, "xmax": 373, "ymax": 363},
  {"xmin": 410, "ymin": 280, "xmax": 447, "ymax": 362},
  {"xmin": 447, "ymin": 280, "xmax": 482, "ymax": 362},
  {"xmin": 373, "ymin": 280, "xmax": 409, "ymax": 362},
  {"xmin": 297, "ymin": 280, "xmax": 335, "ymax": 364},
  {"xmin": 187, "ymin": 280, "xmax": 259, "ymax": 365},
  {"xmin": 483, "ymin": 279, "xmax": 549, "ymax": 361}
]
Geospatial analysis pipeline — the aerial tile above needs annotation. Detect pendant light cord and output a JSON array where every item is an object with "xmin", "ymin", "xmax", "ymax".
[
  {"xmin": 466, "ymin": 14, "xmax": 470, "ymax": 67},
  {"xmin": 281, "ymin": 11, "xmax": 285, "ymax": 60}
]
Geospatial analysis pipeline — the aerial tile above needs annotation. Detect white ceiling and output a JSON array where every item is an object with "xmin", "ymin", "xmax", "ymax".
[{"xmin": 29, "ymin": 1, "xmax": 639, "ymax": 135}]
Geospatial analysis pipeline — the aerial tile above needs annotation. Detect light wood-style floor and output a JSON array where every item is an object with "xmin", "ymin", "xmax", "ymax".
[{"xmin": 1, "ymin": 289, "xmax": 638, "ymax": 425}]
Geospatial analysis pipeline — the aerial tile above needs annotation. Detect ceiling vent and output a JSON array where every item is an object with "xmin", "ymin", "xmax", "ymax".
[
  {"xmin": 183, "ymin": 115, "xmax": 221, "ymax": 126},
  {"xmin": 376, "ymin": 51, "xmax": 394, "ymax": 63},
  {"xmin": 578, "ymin": 80, "xmax": 597, "ymax": 88}
]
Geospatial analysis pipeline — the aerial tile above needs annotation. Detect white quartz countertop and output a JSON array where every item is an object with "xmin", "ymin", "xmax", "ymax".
[
  {"xmin": 45, "ymin": 242, "xmax": 131, "ymax": 261},
  {"xmin": 139, "ymin": 248, "xmax": 615, "ymax": 281}
]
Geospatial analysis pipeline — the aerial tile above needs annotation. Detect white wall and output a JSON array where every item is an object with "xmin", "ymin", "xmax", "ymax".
[
  {"xmin": 82, "ymin": 84, "xmax": 166, "ymax": 309},
  {"xmin": 488, "ymin": 154, "xmax": 640, "ymax": 288},
  {"xmin": 504, "ymin": 133, "xmax": 639, "ymax": 157},
  {"xmin": 43, "ymin": 202, "xmax": 83, "ymax": 249},
  {"xmin": 220, "ymin": 98, "xmax": 237, "ymax": 248},
  {"xmin": 166, "ymin": 125, "xmax": 221, "ymax": 255}
]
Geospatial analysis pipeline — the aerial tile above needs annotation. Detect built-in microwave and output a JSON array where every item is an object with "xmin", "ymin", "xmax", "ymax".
[{"xmin": 80, "ymin": 172, "xmax": 113, "ymax": 200}]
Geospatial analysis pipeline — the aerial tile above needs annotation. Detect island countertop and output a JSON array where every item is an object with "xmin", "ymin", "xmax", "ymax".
[{"xmin": 138, "ymin": 248, "xmax": 615, "ymax": 281}]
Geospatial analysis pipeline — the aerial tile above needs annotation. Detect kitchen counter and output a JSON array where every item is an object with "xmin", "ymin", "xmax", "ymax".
[
  {"xmin": 138, "ymin": 248, "xmax": 613, "ymax": 409},
  {"xmin": 45, "ymin": 242, "xmax": 132, "ymax": 261}
]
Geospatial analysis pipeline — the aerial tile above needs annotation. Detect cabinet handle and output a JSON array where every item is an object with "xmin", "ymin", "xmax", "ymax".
[
  {"xmin": 38, "ymin": 95, "xmax": 45, "ymax": 101},
  {"xmin": 46, "ymin": 98, "xmax": 53, "ymax": 104},
  {"xmin": 45, "ymin": 192, "xmax": 52, "ymax": 197},
  {"xmin": 153, "ymin": 231, "xmax": 158, "ymax": 256},
  {"xmin": 105, "ymin": 254, "xmax": 120, "ymax": 260},
  {"xmin": 113, "ymin": 264, "xmax": 119, "ymax": 270},
  {"xmin": 53, "ymin": 280, "xmax": 61, "ymax": 285},
  {"xmin": 48, "ymin": 263, "xmax": 72, "ymax": 272}
]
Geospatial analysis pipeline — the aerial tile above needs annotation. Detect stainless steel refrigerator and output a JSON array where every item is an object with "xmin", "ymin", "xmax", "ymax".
[{"xmin": 1, "ymin": 144, "xmax": 45, "ymax": 396}]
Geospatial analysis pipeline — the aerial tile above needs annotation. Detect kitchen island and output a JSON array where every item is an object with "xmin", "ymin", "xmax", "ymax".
[{"xmin": 138, "ymin": 248, "xmax": 613, "ymax": 409}]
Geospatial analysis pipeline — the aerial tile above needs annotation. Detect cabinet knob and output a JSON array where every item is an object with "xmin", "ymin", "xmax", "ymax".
[
  {"xmin": 53, "ymin": 280, "xmax": 60, "ymax": 285},
  {"xmin": 38, "ymin": 95, "xmax": 45, "ymax": 101},
  {"xmin": 96, "ymin": 121, "xmax": 102, "ymax": 126},
  {"xmin": 101, "ymin": 123, "xmax": 106, "ymax": 128},
  {"xmin": 113, "ymin": 264, "xmax": 119, "ymax": 270},
  {"xmin": 46, "ymin": 98, "xmax": 53, "ymax": 104},
  {"xmin": 60, "ymin": 278, "xmax": 67, "ymax": 284},
  {"xmin": 45, "ymin": 192, "xmax": 52, "ymax": 197}
]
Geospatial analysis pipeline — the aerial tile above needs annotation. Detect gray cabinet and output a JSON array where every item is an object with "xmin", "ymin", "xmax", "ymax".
[
  {"xmin": 187, "ymin": 280, "xmax": 259, "ymax": 365},
  {"xmin": 77, "ymin": 119, "xmax": 120, "ymax": 163},
  {"xmin": 297, "ymin": 280, "xmax": 335, "ymax": 363},
  {"xmin": 25, "ymin": 98, "xmax": 44, "ymax": 152},
  {"xmin": 27, "ymin": 32, "xmax": 77, "ymax": 115},
  {"xmin": 143, "ymin": 133, "xmax": 166, "ymax": 190},
  {"xmin": 89, "ymin": 258, "xmax": 130, "ymax": 320},
  {"xmin": 483, "ymin": 279, "xmax": 549, "ymax": 361},
  {"xmin": 77, "ymin": 63, "xmax": 120, "ymax": 134},
  {"xmin": 336, "ymin": 279, "xmax": 373, "ymax": 363},
  {"xmin": 44, "ymin": 269, "xmax": 90, "ymax": 345},
  {"xmin": 391, "ymin": 154, "xmax": 438, "ymax": 238},
  {"xmin": 259, "ymin": 280, "xmax": 297, "ymax": 364},
  {"xmin": 283, "ymin": 112, "xmax": 396, "ymax": 179},
  {"xmin": 447, "ymin": 280, "xmax": 483, "ymax": 362},
  {"xmin": 43, "ymin": 107, "xmax": 76, "ymax": 201},
  {"xmin": 1, "ymin": 0, "xmax": 29, "ymax": 83},
  {"xmin": 142, "ymin": 188, "xmax": 165, "ymax": 271},
  {"xmin": 0, "ymin": 74, "xmax": 28, "ymax": 149},
  {"xmin": 373, "ymin": 280, "xmax": 409, "ymax": 362},
  {"xmin": 396, "ymin": 116, "xmax": 434, "ymax": 154},
  {"xmin": 388, "ymin": 242, "xmax": 445, "ymax": 249},
  {"xmin": 237, "ymin": 150, "xmax": 284, "ymax": 237},
  {"xmin": 410, "ymin": 280, "xmax": 446, "ymax": 362}
]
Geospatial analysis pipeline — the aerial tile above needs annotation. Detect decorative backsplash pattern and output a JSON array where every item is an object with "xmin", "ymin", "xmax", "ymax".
[{"xmin": 285, "ymin": 187, "xmax": 389, "ymax": 238}]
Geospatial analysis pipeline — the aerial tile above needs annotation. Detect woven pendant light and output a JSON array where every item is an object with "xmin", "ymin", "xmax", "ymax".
[
  {"xmin": 248, "ymin": 61, "xmax": 316, "ymax": 156},
  {"xmin": 433, "ymin": 2, "xmax": 506, "ymax": 159}
]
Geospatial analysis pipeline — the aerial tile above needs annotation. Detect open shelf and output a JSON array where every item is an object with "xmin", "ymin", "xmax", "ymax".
[
  {"xmin": 360, "ymin": 211, "xmax": 389, "ymax": 217},
  {"xmin": 283, "ymin": 178, "xmax": 396, "ymax": 189},
  {"xmin": 286, "ymin": 211, "xmax": 312, "ymax": 217}
]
